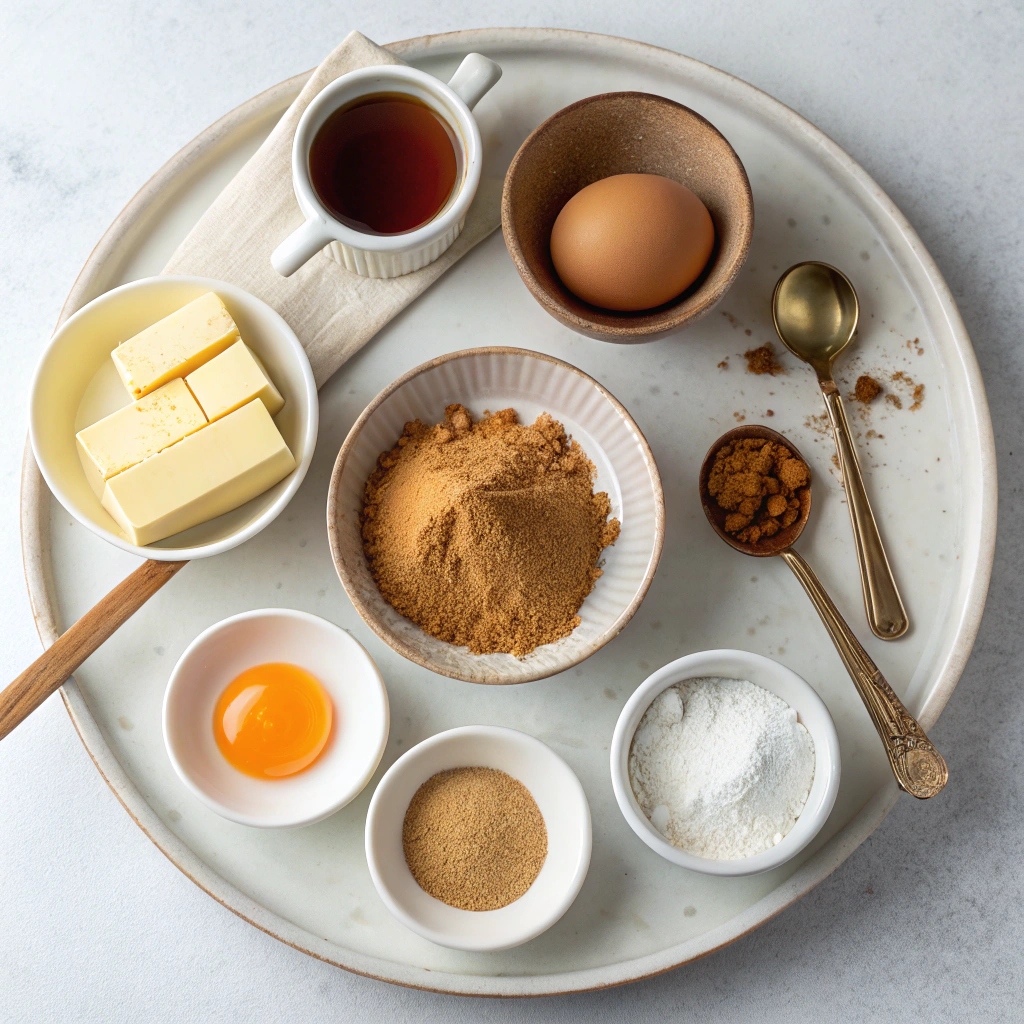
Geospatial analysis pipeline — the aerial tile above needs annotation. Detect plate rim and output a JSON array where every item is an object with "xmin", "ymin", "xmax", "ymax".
[{"xmin": 19, "ymin": 26, "xmax": 996, "ymax": 996}]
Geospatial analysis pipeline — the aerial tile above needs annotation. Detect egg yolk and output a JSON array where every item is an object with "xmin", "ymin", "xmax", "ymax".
[{"xmin": 213, "ymin": 663, "xmax": 333, "ymax": 779}]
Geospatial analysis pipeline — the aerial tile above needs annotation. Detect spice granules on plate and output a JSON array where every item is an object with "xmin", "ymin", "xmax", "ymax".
[
  {"xmin": 707, "ymin": 437, "xmax": 810, "ymax": 544},
  {"xmin": 360, "ymin": 404, "xmax": 620, "ymax": 657},
  {"xmin": 743, "ymin": 342, "xmax": 786, "ymax": 375},
  {"xmin": 854, "ymin": 374, "xmax": 883, "ymax": 404},
  {"xmin": 402, "ymin": 767, "xmax": 548, "ymax": 911}
]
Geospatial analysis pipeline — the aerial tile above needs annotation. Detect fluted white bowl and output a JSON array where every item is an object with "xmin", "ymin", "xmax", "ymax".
[{"xmin": 327, "ymin": 347, "xmax": 664, "ymax": 684}]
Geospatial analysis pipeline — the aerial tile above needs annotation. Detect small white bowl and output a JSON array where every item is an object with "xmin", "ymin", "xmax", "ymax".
[
  {"xmin": 163, "ymin": 609, "xmax": 389, "ymax": 828},
  {"xmin": 327, "ymin": 347, "xmax": 665, "ymax": 684},
  {"xmin": 365, "ymin": 726, "xmax": 591, "ymax": 951},
  {"xmin": 30, "ymin": 276, "xmax": 318, "ymax": 561},
  {"xmin": 610, "ymin": 650, "xmax": 840, "ymax": 876}
]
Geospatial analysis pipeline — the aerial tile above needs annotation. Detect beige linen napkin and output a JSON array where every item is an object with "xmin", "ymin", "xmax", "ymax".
[{"xmin": 163, "ymin": 31, "xmax": 502, "ymax": 388}]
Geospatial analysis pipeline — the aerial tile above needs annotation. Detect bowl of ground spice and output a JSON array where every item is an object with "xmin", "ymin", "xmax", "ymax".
[
  {"xmin": 327, "ymin": 348, "xmax": 664, "ymax": 683},
  {"xmin": 364, "ymin": 725, "xmax": 592, "ymax": 951}
]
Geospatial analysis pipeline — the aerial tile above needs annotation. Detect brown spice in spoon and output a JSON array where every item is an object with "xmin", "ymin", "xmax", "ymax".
[
  {"xmin": 361, "ymin": 404, "xmax": 620, "ymax": 657},
  {"xmin": 707, "ymin": 436, "xmax": 810, "ymax": 544}
]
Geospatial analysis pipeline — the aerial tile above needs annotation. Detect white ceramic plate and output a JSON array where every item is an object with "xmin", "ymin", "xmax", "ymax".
[
  {"xmin": 20, "ymin": 29, "xmax": 994, "ymax": 996},
  {"xmin": 30, "ymin": 276, "xmax": 318, "ymax": 560},
  {"xmin": 327, "ymin": 347, "xmax": 663, "ymax": 684}
]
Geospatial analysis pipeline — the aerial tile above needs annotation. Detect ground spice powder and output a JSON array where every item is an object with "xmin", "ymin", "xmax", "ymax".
[
  {"xmin": 402, "ymin": 767, "xmax": 548, "ymax": 911},
  {"xmin": 707, "ymin": 437, "xmax": 810, "ymax": 544},
  {"xmin": 361, "ymin": 404, "xmax": 620, "ymax": 657}
]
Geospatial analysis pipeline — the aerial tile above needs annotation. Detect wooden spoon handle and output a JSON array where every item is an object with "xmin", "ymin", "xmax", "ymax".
[{"xmin": 0, "ymin": 559, "xmax": 187, "ymax": 741}]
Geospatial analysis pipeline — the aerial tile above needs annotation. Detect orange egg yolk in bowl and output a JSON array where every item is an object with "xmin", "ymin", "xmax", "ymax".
[{"xmin": 213, "ymin": 662, "xmax": 333, "ymax": 779}]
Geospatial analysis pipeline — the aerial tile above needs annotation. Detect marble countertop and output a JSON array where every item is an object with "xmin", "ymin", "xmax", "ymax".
[{"xmin": 1, "ymin": 1, "xmax": 1020, "ymax": 1020}]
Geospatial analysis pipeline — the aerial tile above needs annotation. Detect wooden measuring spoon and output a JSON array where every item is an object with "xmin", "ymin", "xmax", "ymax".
[{"xmin": 698, "ymin": 424, "xmax": 947, "ymax": 799}]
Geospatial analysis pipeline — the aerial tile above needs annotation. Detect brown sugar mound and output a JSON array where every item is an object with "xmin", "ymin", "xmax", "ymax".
[
  {"xmin": 854, "ymin": 374, "xmax": 883, "ymax": 404},
  {"xmin": 360, "ymin": 404, "xmax": 620, "ymax": 657},
  {"xmin": 744, "ymin": 342, "xmax": 786, "ymax": 375},
  {"xmin": 402, "ymin": 767, "xmax": 547, "ymax": 911},
  {"xmin": 707, "ymin": 437, "xmax": 810, "ymax": 544}
]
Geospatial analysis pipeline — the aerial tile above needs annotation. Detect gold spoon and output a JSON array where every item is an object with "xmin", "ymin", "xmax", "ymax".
[
  {"xmin": 699, "ymin": 425, "xmax": 946, "ymax": 799},
  {"xmin": 772, "ymin": 262, "xmax": 909, "ymax": 640}
]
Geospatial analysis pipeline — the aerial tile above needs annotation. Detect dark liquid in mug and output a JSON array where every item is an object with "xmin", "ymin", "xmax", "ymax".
[{"xmin": 309, "ymin": 93, "xmax": 459, "ymax": 235}]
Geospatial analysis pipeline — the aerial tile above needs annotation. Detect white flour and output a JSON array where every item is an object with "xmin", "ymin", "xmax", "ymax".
[{"xmin": 628, "ymin": 676, "xmax": 815, "ymax": 860}]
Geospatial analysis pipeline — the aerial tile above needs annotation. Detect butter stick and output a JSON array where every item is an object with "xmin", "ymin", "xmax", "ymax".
[
  {"xmin": 76, "ymin": 379, "xmax": 208, "ymax": 498},
  {"xmin": 185, "ymin": 340, "xmax": 284, "ymax": 421},
  {"xmin": 112, "ymin": 292, "xmax": 240, "ymax": 399},
  {"xmin": 101, "ymin": 398, "xmax": 295, "ymax": 546}
]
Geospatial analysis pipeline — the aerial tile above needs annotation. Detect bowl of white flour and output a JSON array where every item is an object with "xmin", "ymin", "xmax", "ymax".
[{"xmin": 609, "ymin": 650, "xmax": 840, "ymax": 875}]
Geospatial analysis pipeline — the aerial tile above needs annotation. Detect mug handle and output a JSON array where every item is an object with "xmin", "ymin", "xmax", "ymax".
[
  {"xmin": 271, "ymin": 216, "xmax": 335, "ymax": 278},
  {"xmin": 447, "ymin": 53, "xmax": 502, "ymax": 110}
]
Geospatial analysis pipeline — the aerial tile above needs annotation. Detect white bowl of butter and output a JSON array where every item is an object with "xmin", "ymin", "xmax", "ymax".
[{"xmin": 30, "ymin": 276, "xmax": 318, "ymax": 560}]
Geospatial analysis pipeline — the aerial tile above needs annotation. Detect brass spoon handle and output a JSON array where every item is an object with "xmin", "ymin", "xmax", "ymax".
[
  {"xmin": 819, "ymin": 380, "xmax": 909, "ymax": 640},
  {"xmin": 780, "ymin": 548, "xmax": 947, "ymax": 799}
]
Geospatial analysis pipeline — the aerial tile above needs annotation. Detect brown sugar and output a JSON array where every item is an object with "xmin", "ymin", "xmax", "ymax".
[
  {"xmin": 360, "ymin": 404, "xmax": 620, "ymax": 657},
  {"xmin": 707, "ymin": 437, "xmax": 810, "ymax": 544},
  {"xmin": 854, "ymin": 374, "xmax": 883, "ymax": 404},
  {"xmin": 744, "ymin": 343, "xmax": 786, "ymax": 376},
  {"xmin": 402, "ymin": 767, "xmax": 547, "ymax": 911}
]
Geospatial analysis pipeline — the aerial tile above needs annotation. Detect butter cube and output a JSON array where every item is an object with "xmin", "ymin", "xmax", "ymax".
[
  {"xmin": 112, "ymin": 292, "xmax": 240, "ymax": 399},
  {"xmin": 101, "ymin": 399, "xmax": 296, "ymax": 546},
  {"xmin": 75, "ymin": 379, "xmax": 208, "ymax": 498},
  {"xmin": 185, "ymin": 340, "xmax": 284, "ymax": 422}
]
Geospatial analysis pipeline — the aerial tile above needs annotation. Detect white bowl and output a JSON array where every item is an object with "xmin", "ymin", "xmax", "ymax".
[
  {"xmin": 163, "ymin": 609, "xmax": 389, "ymax": 828},
  {"xmin": 30, "ymin": 276, "xmax": 318, "ymax": 561},
  {"xmin": 365, "ymin": 726, "xmax": 591, "ymax": 951},
  {"xmin": 610, "ymin": 650, "xmax": 841, "ymax": 876},
  {"xmin": 326, "ymin": 347, "xmax": 665, "ymax": 684}
]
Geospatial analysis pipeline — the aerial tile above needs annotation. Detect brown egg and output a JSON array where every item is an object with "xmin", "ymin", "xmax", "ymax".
[{"xmin": 549, "ymin": 173, "xmax": 715, "ymax": 311}]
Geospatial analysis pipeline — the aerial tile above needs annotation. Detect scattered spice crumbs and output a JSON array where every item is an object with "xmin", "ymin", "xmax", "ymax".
[
  {"xmin": 891, "ymin": 371, "xmax": 925, "ymax": 411},
  {"xmin": 804, "ymin": 413, "xmax": 831, "ymax": 439},
  {"xmin": 744, "ymin": 343, "xmax": 786, "ymax": 376},
  {"xmin": 717, "ymin": 358, "xmax": 730, "ymax": 370},
  {"xmin": 886, "ymin": 393, "xmax": 903, "ymax": 410},
  {"xmin": 854, "ymin": 374, "xmax": 883, "ymax": 404}
]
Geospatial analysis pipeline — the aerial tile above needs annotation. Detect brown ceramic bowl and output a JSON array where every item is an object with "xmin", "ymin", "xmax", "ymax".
[{"xmin": 501, "ymin": 92, "xmax": 754, "ymax": 343}]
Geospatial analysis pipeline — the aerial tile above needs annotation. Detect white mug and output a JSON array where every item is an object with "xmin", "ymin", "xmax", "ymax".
[{"xmin": 271, "ymin": 54, "xmax": 502, "ymax": 279}]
